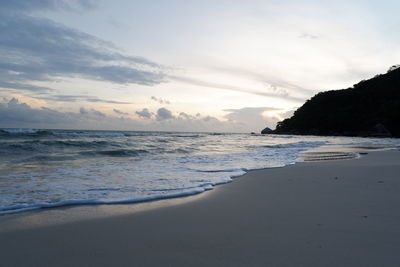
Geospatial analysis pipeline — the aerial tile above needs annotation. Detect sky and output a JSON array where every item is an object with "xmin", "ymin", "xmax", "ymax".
[{"xmin": 1, "ymin": 0, "xmax": 400, "ymax": 132}]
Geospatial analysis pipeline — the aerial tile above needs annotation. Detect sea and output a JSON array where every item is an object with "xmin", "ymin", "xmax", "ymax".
[{"xmin": 1, "ymin": 128, "xmax": 399, "ymax": 215}]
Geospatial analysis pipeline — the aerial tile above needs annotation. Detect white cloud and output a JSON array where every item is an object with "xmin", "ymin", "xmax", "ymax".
[{"xmin": 224, "ymin": 107, "xmax": 292, "ymax": 131}]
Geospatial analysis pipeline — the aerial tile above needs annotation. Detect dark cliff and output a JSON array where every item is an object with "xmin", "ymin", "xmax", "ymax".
[{"xmin": 273, "ymin": 66, "xmax": 400, "ymax": 137}]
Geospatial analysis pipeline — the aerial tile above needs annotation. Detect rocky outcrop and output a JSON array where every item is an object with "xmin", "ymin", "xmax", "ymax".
[
  {"xmin": 271, "ymin": 66, "xmax": 400, "ymax": 138},
  {"xmin": 261, "ymin": 127, "xmax": 273, "ymax": 134}
]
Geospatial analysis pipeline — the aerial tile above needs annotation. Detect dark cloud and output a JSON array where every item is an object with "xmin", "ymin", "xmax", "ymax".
[
  {"xmin": 113, "ymin": 109, "xmax": 129, "ymax": 116},
  {"xmin": 203, "ymin": 116, "xmax": 219, "ymax": 123},
  {"xmin": 0, "ymin": 9, "xmax": 166, "ymax": 95},
  {"xmin": 136, "ymin": 108, "xmax": 153, "ymax": 119},
  {"xmin": 0, "ymin": 98, "xmax": 135, "ymax": 129},
  {"xmin": 156, "ymin": 107, "xmax": 174, "ymax": 121},
  {"xmin": 85, "ymin": 97, "xmax": 131, "ymax": 104},
  {"xmin": 1, "ymin": 98, "xmax": 72, "ymax": 125},
  {"xmin": 178, "ymin": 112, "xmax": 195, "ymax": 120},
  {"xmin": 79, "ymin": 107, "xmax": 105, "ymax": 117},
  {"xmin": 0, "ymin": 0, "xmax": 97, "ymax": 13},
  {"xmin": 150, "ymin": 96, "xmax": 171, "ymax": 105},
  {"xmin": 0, "ymin": 98, "xmax": 284, "ymax": 132},
  {"xmin": 0, "ymin": 81, "xmax": 54, "ymax": 92},
  {"xmin": 79, "ymin": 107, "xmax": 88, "ymax": 115},
  {"xmin": 6, "ymin": 98, "xmax": 30, "ymax": 109}
]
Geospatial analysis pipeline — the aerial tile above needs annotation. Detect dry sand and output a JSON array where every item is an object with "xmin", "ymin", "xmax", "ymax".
[{"xmin": 1, "ymin": 150, "xmax": 400, "ymax": 266}]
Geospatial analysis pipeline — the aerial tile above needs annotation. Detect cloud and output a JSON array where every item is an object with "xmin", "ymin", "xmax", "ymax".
[
  {"xmin": 298, "ymin": 33, "xmax": 319, "ymax": 39},
  {"xmin": 0, "ymin": 0, "xmax": 97, "ymax": 13},
  {"xmin": 85, "ymin": 98, "xmax": 131, "ymax": 104},
  {"xmin": 156, "ymin": 107, "xmax": 174, "ymax": 121},
  {"xmin": 178, "ymin": 112, "xmax": 196, "ymax": 120},
  {"xmin": 34, "ymin": 94, "xmax": 132, "ymax": 104},
  {"xmin": 224, "ymin": 107, "xmax": 292, "ymax": 130},
  {"xmin": 169, "ymin": 75, "xmax": 306, "ymax": 103},
  {"xmin": 202, "ymin": 116, "xmax": 220, "ymax": 123},
  {"xmin": 0, "ymin": 98, "xmax": 289, "ymax": 132},
  {"xmin": 0, "ymin": 98, "xmax": 138, "ymax": 130},
  {"xmin": 0, "ymin": 8, "xmax": 166, "ymax": 96},
  {"xmin": 1, "ymin": 98, "xmax": 73, "ymax": 126},
  {"xmin": 113, "ymin": 109, "xmax": 130, "ymax": 116},
  {"xmin": 136, "ymin": 108, "xmax": 153, "ymax": 119},
  {"xmin": 224, "ymin": 107, "xmax": 279, "ymax": 120},
  {"xmin": 79, "ymin": 107, "xmax": 105, "ymax": 117},
  {"xmin": 6, "ymin": 98, "xmax": 30, "ymax": 109},
  {"xmin": 206, "ymin": 66, "xmax": 317, "ymax": 97},
  {"xmin": 150, "ymin": 96, "xmax": 171, "ymax": 105},
  {"xmin": 0, "ymin": 81, "xmax": 54, "ymax": 92}
]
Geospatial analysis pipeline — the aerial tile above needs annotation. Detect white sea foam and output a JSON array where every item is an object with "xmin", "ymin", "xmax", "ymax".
[
  {"xmin": 53, "ymin": 132, "xmax": 126, "ymax": 137},
  {"xmin": 0, "ymin": 128, "xmax": 126, "ymax": 137},
  {"xmin": 1, "ymin": 128, "xmax": 41, "ymax": 134},
  {"xmin": 1, "ymin": 130, "xmax": 399, "ymax": 215}
]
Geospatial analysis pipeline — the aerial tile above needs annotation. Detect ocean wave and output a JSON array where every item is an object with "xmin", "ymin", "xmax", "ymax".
[
  {"xmin": 3, "ymin": 132, "xmax": 397, "ymax": 216},
  {"xmin": 174, "ymin": 134, "xmax": 203, "ymax": 138},
  {"xmin": 166, "ymin": 148, "xmax": 194, "ymax": 154},
  {"xmin": 262, "ymin": 141, "xmax": 326, "ymax": 149},
  {"xmin": 191, "ymin": 168, "xmax": 245, "ymax": 173},
  {"xmin": 0, "ymin": 186, "xmax": 215, "ymax": 215},
  {"xmin": 209, "ymin": 132, "xmax": 226, "ymax": 135},
  {"xmin": 23, "ymin": 155, "xmax": 76, "ymax": 162},
  {"xmin": 0, "ymin": 140, "xmax": 117, "ymax": 155},
  {"xmin": 0, "ymin": 128, "xmax": 52, "ymax": 136},
  {"xmin": 80, "ymin": 149, "xmax": 149, "ymax": 157},
  {"xmin": 50, "ymin": 140, "xmax": 111, "ymax": 147},
  {"xmin": 146, "ymin": 182, "xmax": 215, "ymax": 192},
  {"xmin": 0, "ymin": 129, "xmax": 126, "ymax": 138},
  {"xmin": 53, "ymin": 132, "xmax": 126, "ymax": 138}
]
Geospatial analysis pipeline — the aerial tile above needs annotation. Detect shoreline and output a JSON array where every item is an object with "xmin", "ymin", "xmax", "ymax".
[
  {"xmin": 0, "ymin": 144, "xmax": 386, "ymax": 230},
  {"xmin": 0, "ymin": 144, "xmax": 393, "ymax": 221},
  {"xmin": 1, "ymin": 149, "xmax": 400, "ymax": 266}
]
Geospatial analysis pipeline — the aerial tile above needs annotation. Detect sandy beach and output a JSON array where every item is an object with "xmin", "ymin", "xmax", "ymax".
[{"xmin": 1, "ymin": 149, "xmax": 400, "ymax": 266}]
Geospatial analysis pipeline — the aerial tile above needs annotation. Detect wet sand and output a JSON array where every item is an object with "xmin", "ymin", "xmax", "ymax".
[{"xmin": 1, "ymin": 150, "xmax": 400, "ymax": 266}]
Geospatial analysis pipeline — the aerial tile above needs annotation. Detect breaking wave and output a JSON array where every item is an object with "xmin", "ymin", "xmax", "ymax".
[{"xmin": 1, "ymin": 129, "xmax": 399, "ymax": 215}]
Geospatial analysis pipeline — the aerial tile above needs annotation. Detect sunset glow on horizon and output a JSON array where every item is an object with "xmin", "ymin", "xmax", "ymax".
[{"xmin": 1, "ymin": 0, "xmax": 399, "ymax": 132}]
